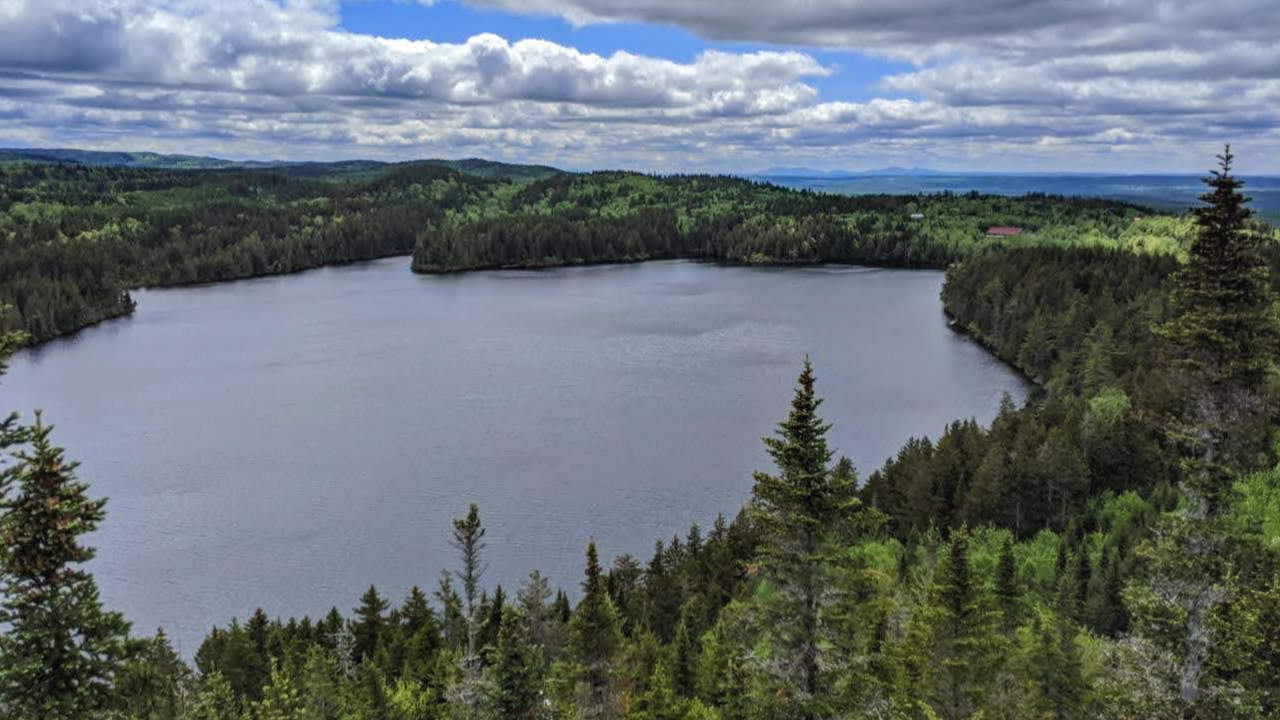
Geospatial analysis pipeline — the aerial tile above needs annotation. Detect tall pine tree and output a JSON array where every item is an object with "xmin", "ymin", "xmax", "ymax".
[
  {"xmin": 487, "ymin": 607, "xmax": 544, "ymax": 719},
  {"xmin": 1147, "ymin": 146, "xmax": 1280, "ymax": 706},
  {"xmin": 570, "ymin": 540, "xmax": 623, "ymax": 719},
  {"xmin": 748, "ymin": 359, "xmax": 859, "ymax": 719},
  {"xmin": 0, "ymin": 415, "xmax": 131, "ymax": 717},
  {"xmin": 449, "ymin": 503, "xmax": 488, "ymax": 719}
]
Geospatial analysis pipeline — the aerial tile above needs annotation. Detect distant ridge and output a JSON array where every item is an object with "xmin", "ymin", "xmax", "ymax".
[
  {"xmin": 0, "ymin": 148, "xmax": 563, "ymax": 182},
  {"xmin": 759, "ymin": 166, "xmax": 947, "ymax": 178}
]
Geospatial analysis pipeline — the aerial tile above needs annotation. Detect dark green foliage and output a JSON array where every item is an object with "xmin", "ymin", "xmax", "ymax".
[
  {"xmin": 1028, "ymin": 617, "xmax": 1087, "ymax": 720},
  {"xmin": 115, "ymin": 629, "xmax": 193, "ymax": 720},
  {"xmin": 411, "ymin": 171, "xmax": 1153, "ymax": 274},
  {"xmin": 0, "ymin": 162, "xmax": 499, "ymax": 341},
  {"xmin": 1, "ymin": 159, "xmax": 1157, "ymax": 344},
  {"xmin": 353, "ymin": 585, "xmax": 389, "ymax": 663},
  {"xmin": 996, "ymin": 537, "xmax": 1020, "ymax": 630},
  {"xmin": 487, "ymin": 607, "xmax": 545, "ymax": 718},
  {"xmin": 1135, "ymin": 147, "xmax": 1280, "ymax": 711},
  {"xmin": 1159, "ymin": 146, "xmax": 1279, "ymax": 511},
  {"xmin": 570, "ymin": 541, "xmax": 624, "ymax": 717},
  {"xmin": 749, "ymin": 359, "xmax": 861, "ymax": 718},
  {"xmin": 921, "ymin": 527, "xmax": 1001, "ymax": 720},
  {"xmin": 0, "ymin": 416, "xmax": 131, "ymax": 718}
]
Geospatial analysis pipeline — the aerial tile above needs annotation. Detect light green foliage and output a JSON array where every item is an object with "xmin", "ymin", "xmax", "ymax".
[
  {"xmin": 1086, "ymin": 388, "xmax": 1131, "ymax": 433},
  {"xmin": 1231, "ymin": 463, "xmax": 1280, "ymax": 548}
]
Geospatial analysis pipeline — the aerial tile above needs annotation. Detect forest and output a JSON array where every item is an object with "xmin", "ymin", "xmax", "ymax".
[
  {"xmin": 2, "ymin": 148, "xmax": 1280, "ymax": 720},
  {"xmin": 1, "ymin": 157, "xmax": 1184, "ymax": 343}
]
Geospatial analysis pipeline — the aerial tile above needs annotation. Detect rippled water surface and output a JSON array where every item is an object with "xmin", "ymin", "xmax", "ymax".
[{"xmin": 4, "ymin": 258, "xmax": 1029, "ymax": 653}]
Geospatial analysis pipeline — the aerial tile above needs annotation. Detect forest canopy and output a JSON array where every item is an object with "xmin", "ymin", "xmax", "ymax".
[{"xmin": 0, "ymin": 159, "xmax": 1197, "ymax": 343}]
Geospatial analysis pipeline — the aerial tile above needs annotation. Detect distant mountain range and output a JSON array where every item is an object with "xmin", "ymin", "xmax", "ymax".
[
  {"xmin": 758, "ymin": 166, "xmax": 950, "ymax": 178},
  {"xmin": 0, "ymin": 148, "xmax": 562, "ymax": 182},
  {"xmin": 3, "ymin": 146, "xmax": 1277, "ymax": 222}
]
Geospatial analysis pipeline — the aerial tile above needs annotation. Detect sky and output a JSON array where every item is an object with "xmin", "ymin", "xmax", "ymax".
[{"xmin": 1, "ymin": 0, "xmax": 1278, "ymax": 173}]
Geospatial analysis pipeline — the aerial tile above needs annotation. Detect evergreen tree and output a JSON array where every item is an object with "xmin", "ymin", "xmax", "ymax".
[
  {"xmin": 487, "ymin": 607, "xmax": 545, "ymax": 719},
  {"xmin": 517, "ymin": 570, "xmax": 563, "ymax": 660},
  {"xmin": 299, "ymin": 644, "xmax": 343, "ymax": 720},
  {"xmin": 479, "ymin": 583, "xmax": 506, "ymax": 653},
  {"xmin": 1028, "ymin": 616, "xmax": 1087, "ymax": 720},
  {"xmin": 435, "ymin": 570, "xmax": 466, "ymax": 652},
  {"xmin": 552, "ymin": 590, "xmax": 571, "ymax": 624},
  {"xmin": 452, "ymin": 503, "xmax": 487, "ymax": 658},
  {"xmin": 449, "ymin": 503, "xmax": 489, "ymax": 719},
  {"xmin": 253, "ymin": 658, "xmax": 307, "ymax": 720},
  {"xmin": 354, "ymin": 584, "xmax": 389, "ymax": 663},
  {"xmin": 183, "ymin": 673, "xmax": 239, "ymax": 720},
  {"xmin": 748, "ymin": 359, "xmax": 859, "ymax": 718},
  {"xmin": 1148, "ymin": 146, "xmax": 1280, "ymax": 706},
  {"xmin": 570, "ymin": 540, "xmax": 623, "ymax": 719},
  {"xmin": 400, "ymin": 584, "xmax": 437, "ymax": 638},
  {"xmin": 923, "ymin": 527, "xmax": 1000, "ymax": 720},
  {"xmin": 995, "ymin": 536, "xmax": 1020, "ymax": 631},
  {"xmin": 628, "ymin": 657, "xmax": 684, "ymax": 720},
  {"xmin": 641, "ymin": 540, "xmax": 681, "ymax": 641},
  {"xmin": 116, "ymin": 629, "xmax": 193, "ymax": 720},
  {"xmin": 671, "ymin": 604, "xmax": 699, "ymax": 699},
  {"xmin": 0, "ymin": 415, "xmax": 131, "ymax": 718}
]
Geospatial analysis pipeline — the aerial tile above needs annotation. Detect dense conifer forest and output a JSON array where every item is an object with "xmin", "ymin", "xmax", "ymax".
[
  {"xmin": 2, "ymin": 148, "xmax": 1280, "ymax": 719},
  {"xmin": 1, "ymin": 157, "xmax": 1188, "ymax": 343}
]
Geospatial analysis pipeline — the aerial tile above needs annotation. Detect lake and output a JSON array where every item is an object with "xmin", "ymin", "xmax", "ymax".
[{"xmin": 2, "ymin": 258, "xmax": 1029, "ymax": 654}]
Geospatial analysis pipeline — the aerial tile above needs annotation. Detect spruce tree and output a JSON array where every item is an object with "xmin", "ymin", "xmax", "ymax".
[
  {"xmin": 354, "ymin": 585, "xmax": 389, "ymax": 663},
  {"xmin": 570, "ymin": 540, "xmax": 623, "ymax": 719},
  {"xmin": 671, "ymin": 604, "xmax": 699, "ymax": 698},
  {"xmin": 449, "ymin": 503, "xmax": 488, "ymax": 719},
  {"xmin": 253, "ymin": 658, "xmax": 307, "ymax": 720},
  {"xmin": 517, "ymin": 570, "xmax": 563, "ymax": 659},
  {"xmin": 487, "ymin": 607, "xmax": 544, "ymax": 719},
  {"xmin": 0, "ymin": 415, "xmax": 131, "ymax": 718},
  {"xmin": 925, "ymin": 528, "xmax": 1000, "ymax": 720},
  {"xmin": 435, "ymin": 570, "xmax": 466, "ymax": 652},
  {"xmin": 1160, "ymin": 146, "xmax": 1278, "ymax": 486},
  {"xmin": 1148, "ymin": 146, "xmax": 1280, "ymax": 705},
  {"xmin": 116, "ymin": 628, "xmax": 193, "ymax": 720},
  {"xmin": 1028, "ymin": 616, "xmax": 1086, "ymax": 720},
  {"xmin": 452, "ymin": 503, "xmax": 487, "ymax": 658},
  {"xmin": 185, "ymin": 673, "xmax": 239, "ymax": 720},
  {"xmin": 553, "ymin": 589, "xmax": 571, "ymax": 624},
  {"xmin": 748, "ymin": 359, "xmax": 859, "ymax": 718},
  {"xmin": 995, "ymin": 536, "xmax": 1020, "ymax": 631}
]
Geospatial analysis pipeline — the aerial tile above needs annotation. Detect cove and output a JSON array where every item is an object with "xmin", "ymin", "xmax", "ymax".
[{"xmin": 3, "ymin": 258, "xmax": 1029, "ymax": 654}]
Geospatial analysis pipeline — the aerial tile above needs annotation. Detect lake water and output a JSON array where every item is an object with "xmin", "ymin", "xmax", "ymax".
[{"xmin": 2, "ymin": 258, "xmax": 1029, "ymax": 654}]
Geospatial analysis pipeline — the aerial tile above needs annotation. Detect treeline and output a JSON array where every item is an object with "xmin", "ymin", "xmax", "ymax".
[
  {"xmin": 0, "ymin": 162, "xmax": 501, "ymax": 341},
  {"xmin": 860, "ymin": 247, "xmax": 1183, "ymax": 542},
  {"xmin": 412, "ymin": 171, "xmax": 1157, "ymax": 272},
  {"xmin": 0, "ymin": 158, "xmax": 1182, "ymax": 343}
]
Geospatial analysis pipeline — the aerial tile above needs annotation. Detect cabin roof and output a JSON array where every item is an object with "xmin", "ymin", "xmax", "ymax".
[{"xmin": 985, "ymin": 226, "xmax": 1022, "ymax": 236}]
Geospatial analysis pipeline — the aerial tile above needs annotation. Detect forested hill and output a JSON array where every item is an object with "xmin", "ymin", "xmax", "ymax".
[
  {"xmin": 410, "ymin": 171, "xmax": 1172, "ymax": 272},
  {"xmin": 2, "ymin": 158, "xmax": 1177, "ymax": 344},
  {"xmin": 0, "ymin": 148, "xmax": 563, "ymax": 181}
]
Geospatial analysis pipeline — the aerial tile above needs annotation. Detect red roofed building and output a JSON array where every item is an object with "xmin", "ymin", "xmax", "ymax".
[{"xmin": 986, "ymin": 226, "xmax": 1022, "ymax": 237}]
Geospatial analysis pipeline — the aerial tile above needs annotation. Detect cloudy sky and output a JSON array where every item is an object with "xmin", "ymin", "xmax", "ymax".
[{"xmin": 1, "ymin": 0, "xmax": 1278, "ymax": 172}]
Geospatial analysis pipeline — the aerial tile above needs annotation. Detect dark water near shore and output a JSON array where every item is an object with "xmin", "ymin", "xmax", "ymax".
[{"xmin": 3, "ymin": 258, "xmax": 1028, "ymax": 654}]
